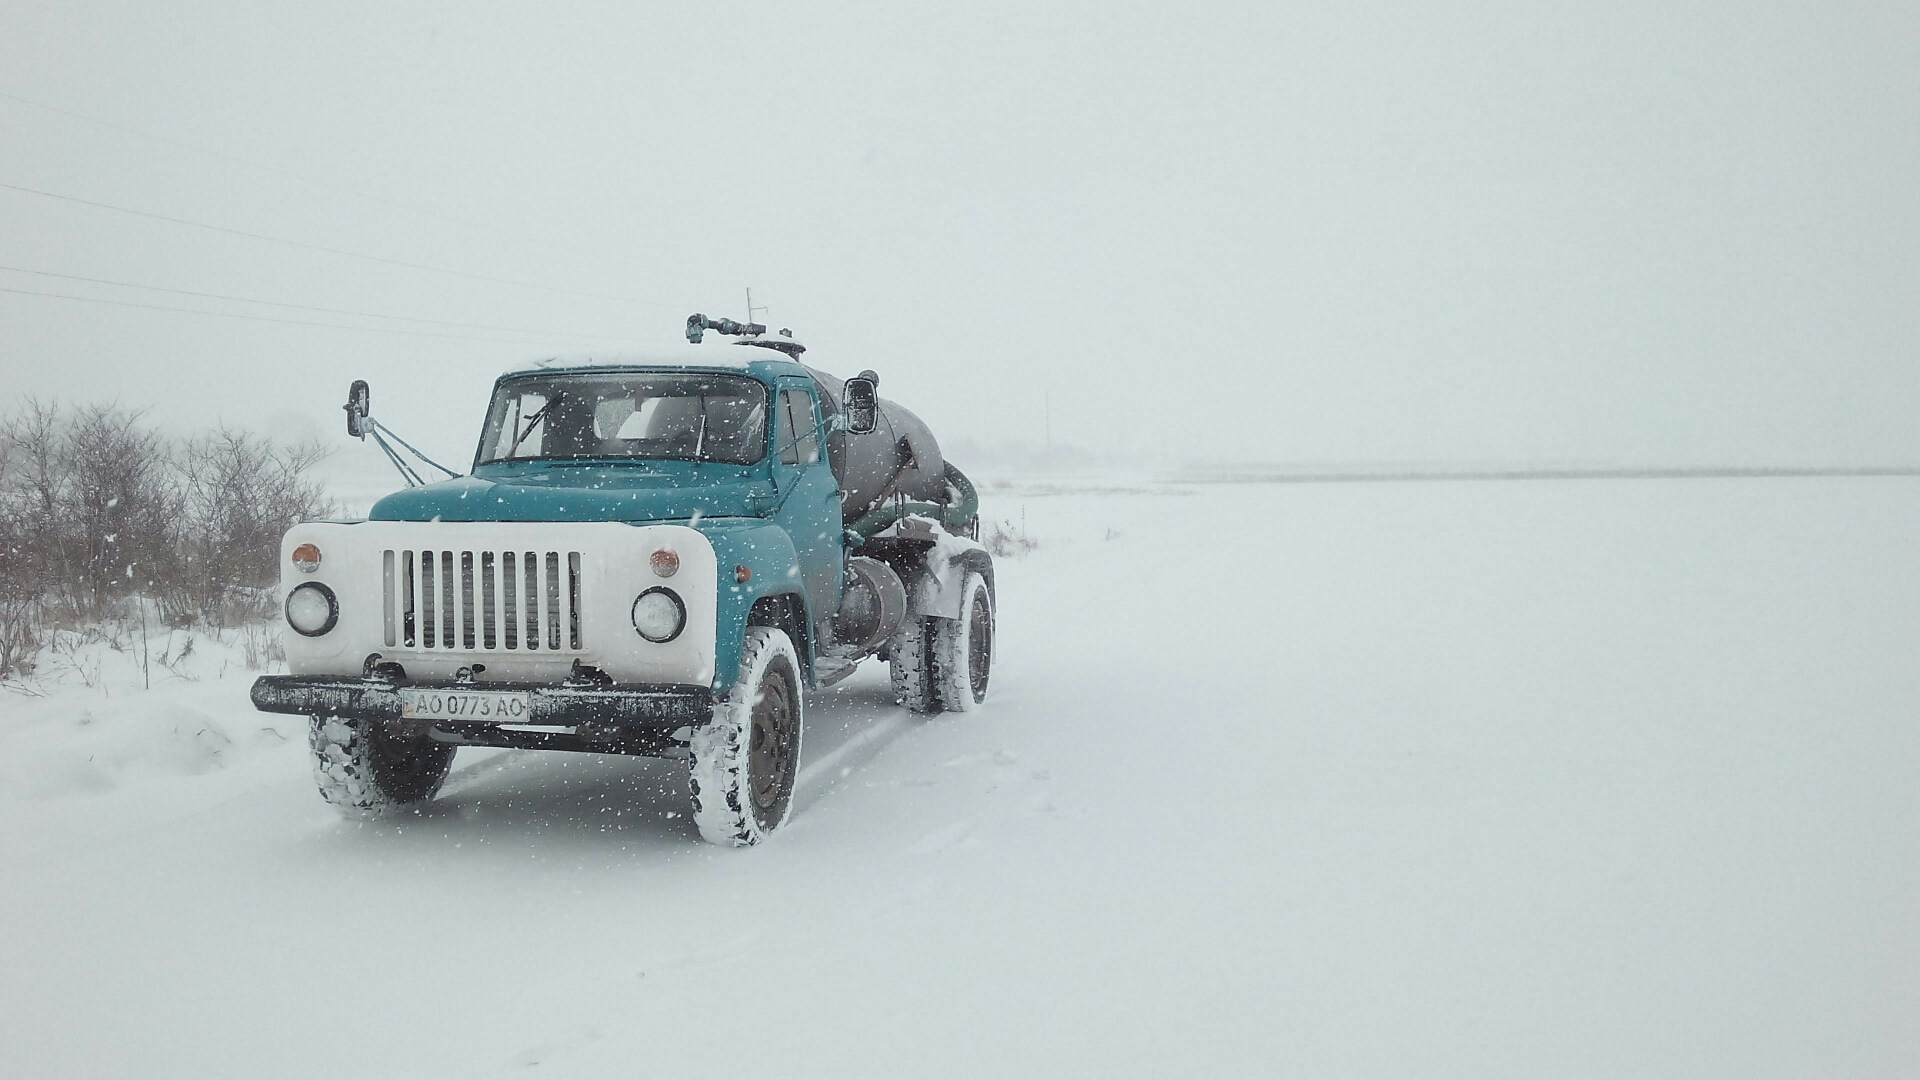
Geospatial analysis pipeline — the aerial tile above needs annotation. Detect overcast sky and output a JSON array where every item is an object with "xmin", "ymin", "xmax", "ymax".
[{"xmin": 2, "ymin": 1, "xmax": 1915, "ymax": 472}]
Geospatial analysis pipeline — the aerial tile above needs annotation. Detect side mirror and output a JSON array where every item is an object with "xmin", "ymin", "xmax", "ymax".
[
  {"xmin": 345, "ymin": 380, "xmax": 371, "ymax": 439},
  {"xmin": 844, "ymin": 371, "xmax": 879, "ymax": 435}
]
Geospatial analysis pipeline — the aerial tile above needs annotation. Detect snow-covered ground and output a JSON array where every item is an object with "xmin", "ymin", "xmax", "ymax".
[{"xmin": 2, "ymin": 477, "xmax": 1915, "ymax": 1079}]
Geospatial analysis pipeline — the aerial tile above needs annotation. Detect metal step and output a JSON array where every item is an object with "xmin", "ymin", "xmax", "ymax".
[{"xmin": 814, "ymin": 655, "xmax": 861, "ymax": 688}]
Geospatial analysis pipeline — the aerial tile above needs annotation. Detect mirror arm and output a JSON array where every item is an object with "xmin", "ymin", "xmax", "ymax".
[
  {"xmin": 368, "ymin": 427, "xmax": 426, "ymax": 487},
  {"xmin": 345, "ymin": 379, "xmax": 458, "ymax": 487},
  {"xmin": 368, "ymin": 418, "xmax": 459, "ymax": 479}
]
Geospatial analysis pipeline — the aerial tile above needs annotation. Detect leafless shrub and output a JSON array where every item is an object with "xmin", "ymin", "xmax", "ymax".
[
  {"xmin": 0, "ymin": 604, "xmax": 38, "ymax": 679},
  {"xmin": 240, "ymin": 623, "xmax": 285, "ymax": 672},
  {"xmin": 45, "ymin": 629, "xmax": 103, "ymax": 689},
  {"xmin": 1, "ymin": 401, "xmax": 59, "ymax": 675},
  {"xmin": 0, "ymin": 400, "xmax": 177, "ymax": 625},
  {"xmin": 0, "ymin": 400, "xmax": 332, "ymax": 680},
  {"xmin": 985, "ymin": 517, "xmax": 1038, "ymax": 558},
  {"xmin": 171, "ymin": 428, "xmax": 332, "ymax": 629},
  {"xmin": 67, "ymin": 403, "xmax": 180, "ymax": 616},
  {"xmin": 152, "ymin": 631, "xmax": 200, "ymax": 682}
]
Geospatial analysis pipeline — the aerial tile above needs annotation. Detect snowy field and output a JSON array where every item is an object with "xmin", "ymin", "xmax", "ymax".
[{"xmin": 1, "ymin": 476, "xmax": 1915, "ymax": 1079}]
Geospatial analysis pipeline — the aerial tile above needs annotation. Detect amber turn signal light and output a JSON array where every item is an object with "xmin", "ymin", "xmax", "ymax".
[{"xmin": 291, "ymin": 543, "xmax": 322, "ymax": 574}]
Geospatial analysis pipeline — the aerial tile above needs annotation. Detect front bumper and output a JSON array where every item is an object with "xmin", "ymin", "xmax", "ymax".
[{"xmin": 251, "ymin": 675, "xmax": 712, "ymax": 756}]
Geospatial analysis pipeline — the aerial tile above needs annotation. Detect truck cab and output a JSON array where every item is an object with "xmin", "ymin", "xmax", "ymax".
[{"xmin": 252, "ymin": 329, "xmax": 994, "ymax": 846}]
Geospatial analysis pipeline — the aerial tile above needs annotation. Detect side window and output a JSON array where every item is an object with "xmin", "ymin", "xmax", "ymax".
[{"xmin": 778, "ymin": 389, "xmax": 820, "ymax": 465}]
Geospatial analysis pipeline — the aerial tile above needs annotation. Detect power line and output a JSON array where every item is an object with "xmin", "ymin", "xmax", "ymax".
[
  {"xmin": 0, "ymin": 263, "xmax": 618, "ymax": 340},
  {"xmin": 0, "ymin": 283, "xmax": 608, "ymax": 344},
  {"xmin": 0, "ymin": 88, "xmax": 747, "ymax": 294},
  {"xmin": 0, "ymin": 180, "xmax": 688, "ymax": 309},
  {"xmin": 1182, "ymin": 466, "xmax": 1920, "ymax": 484}
]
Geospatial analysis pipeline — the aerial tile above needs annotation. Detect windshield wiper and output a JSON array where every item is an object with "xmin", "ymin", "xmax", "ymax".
[{"xmin": 507, "ymin": 394, "xmax": 560, "ymax": 457}]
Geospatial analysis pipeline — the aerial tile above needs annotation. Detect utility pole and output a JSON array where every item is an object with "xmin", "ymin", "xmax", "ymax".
[{"xmin": 745, "ymin": 288, "xmax": 767, "ymax": 326}]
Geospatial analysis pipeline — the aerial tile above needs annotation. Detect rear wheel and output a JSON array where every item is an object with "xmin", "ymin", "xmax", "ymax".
[
  {"xmin": 932, "ymin": 572, "xmax": 993, "ymax": 712},
  {"xmin": 888, "ymin": 614, "xmax": 938, "ymax": 714},
  {"xmin": 309, "ymin": 715, "xmax": 455, "ymax": 817},
  {"xmin": 689, "ymin": 627, "xmax": 804, "ymax": 846}
]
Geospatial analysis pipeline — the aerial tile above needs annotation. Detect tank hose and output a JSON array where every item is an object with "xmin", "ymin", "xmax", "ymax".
[{"xmin": 849, "ymin": 462, "xmax": 979, "ymax": 540}]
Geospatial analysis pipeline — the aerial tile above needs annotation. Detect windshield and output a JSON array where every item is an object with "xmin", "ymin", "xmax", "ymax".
[{"xmin": 477, "ymin": 372, "xmax": 768, "ymax": 466}]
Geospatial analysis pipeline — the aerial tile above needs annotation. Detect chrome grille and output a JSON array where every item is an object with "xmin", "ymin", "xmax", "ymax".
[{"xmin": 382, "ymin": 548, "xmax": 582, "ymax": 652}]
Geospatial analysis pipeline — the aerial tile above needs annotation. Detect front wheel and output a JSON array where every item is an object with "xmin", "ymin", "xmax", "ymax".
[
  {"xmin": 688, "ymin": 627, "xmax": 805, "ymax": 846},
  {"xmin": 932, "ymin": 572, "xmax": 993, "ymax": 712},
  {"xmin": 309, "ymin": 715, "xmax": 455, "ymax": 817}
]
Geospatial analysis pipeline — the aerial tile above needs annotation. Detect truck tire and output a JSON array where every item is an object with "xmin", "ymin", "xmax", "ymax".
[
  {"xmin": 688, "ymin": 627, "xmax": 804, "ymax": 846},
  {"xmin": 309, "ymin": 715, "xmax": 455, "ymax": 817},
  {"xmin": 888, "ymin": 615, "xmax": 938, "ymax": 714},
  {"xmin": 932, "ymin": 572, "xmax": 993, "ymax": 712}
]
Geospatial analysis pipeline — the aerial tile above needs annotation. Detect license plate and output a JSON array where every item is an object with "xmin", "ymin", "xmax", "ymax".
[{"xmin": 398, "ymin": 688, "xmax": 533, "ymax": 723}]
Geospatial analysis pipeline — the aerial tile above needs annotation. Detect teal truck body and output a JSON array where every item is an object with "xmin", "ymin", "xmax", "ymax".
[{"xmin": 252, "ymin": 333, "xmax": 995, "ymax": 845}]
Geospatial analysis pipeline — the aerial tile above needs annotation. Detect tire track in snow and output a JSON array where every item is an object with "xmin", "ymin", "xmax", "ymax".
[{"xmin": 792, "ymin": 712, "xmax": 914, "ymax": 812}]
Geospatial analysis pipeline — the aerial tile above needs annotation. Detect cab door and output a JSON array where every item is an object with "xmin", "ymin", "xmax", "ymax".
[{"xmin": 772, "ymin": 380, "xmax": 843, "ymax": 629}]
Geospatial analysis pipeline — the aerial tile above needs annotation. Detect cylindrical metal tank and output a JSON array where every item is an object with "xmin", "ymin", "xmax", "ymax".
[
  {"xmin": 830, "ymin": 556, "xmax": 910, "ymax": 654},
  {"xmin": 805, "ymin": 366, "xmax": 952, "ymax": 525}
]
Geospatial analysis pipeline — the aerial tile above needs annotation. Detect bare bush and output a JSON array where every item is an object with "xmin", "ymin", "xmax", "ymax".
[
  {"xmin": 66, "ymin": 403, "xmax": 180, "ymax": 615},
  {"xmin": 0, "ymin": 402, "xmax": 57, "ymax": 676},
  {"xmin": 239, "ymin": 623, "xmax": 286, "ymax": 672},
  {"xmin": 0, "ymin": 400, "xmax": 177, "ymax": 625},
  {"xmin": 0, "ymin": 541, "xmax": 33, "ymax": 677},
  {"xmin": 985, "ymin": 517, "xmax": 1038, "ymax": 558},
  {"xmin": 172, "ymin": 429, "xmax": 332, "ymax": 628},
  {"xmin": 0, "ymin": 400, "xmax": 332, "ymax": 678}
]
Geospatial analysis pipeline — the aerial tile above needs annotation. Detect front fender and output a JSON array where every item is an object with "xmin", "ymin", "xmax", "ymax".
[{"xmin": 699, "ymin": 521, "xmax": 811, "ymax": 693}]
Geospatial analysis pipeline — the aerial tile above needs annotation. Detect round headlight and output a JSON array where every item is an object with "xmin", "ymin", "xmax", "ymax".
[
  {"xmin": 631, "ymin": 587, "xmax": 686, "ymax": 643},
  {"xmin": 286, "ymin": 582, "xmax": 338, "ymax": 637}
]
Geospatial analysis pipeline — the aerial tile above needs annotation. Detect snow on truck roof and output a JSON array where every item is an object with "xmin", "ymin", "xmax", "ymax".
[{"xmin": 501, "ymin": 338, "xmax": 807, "ymax": 378}]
